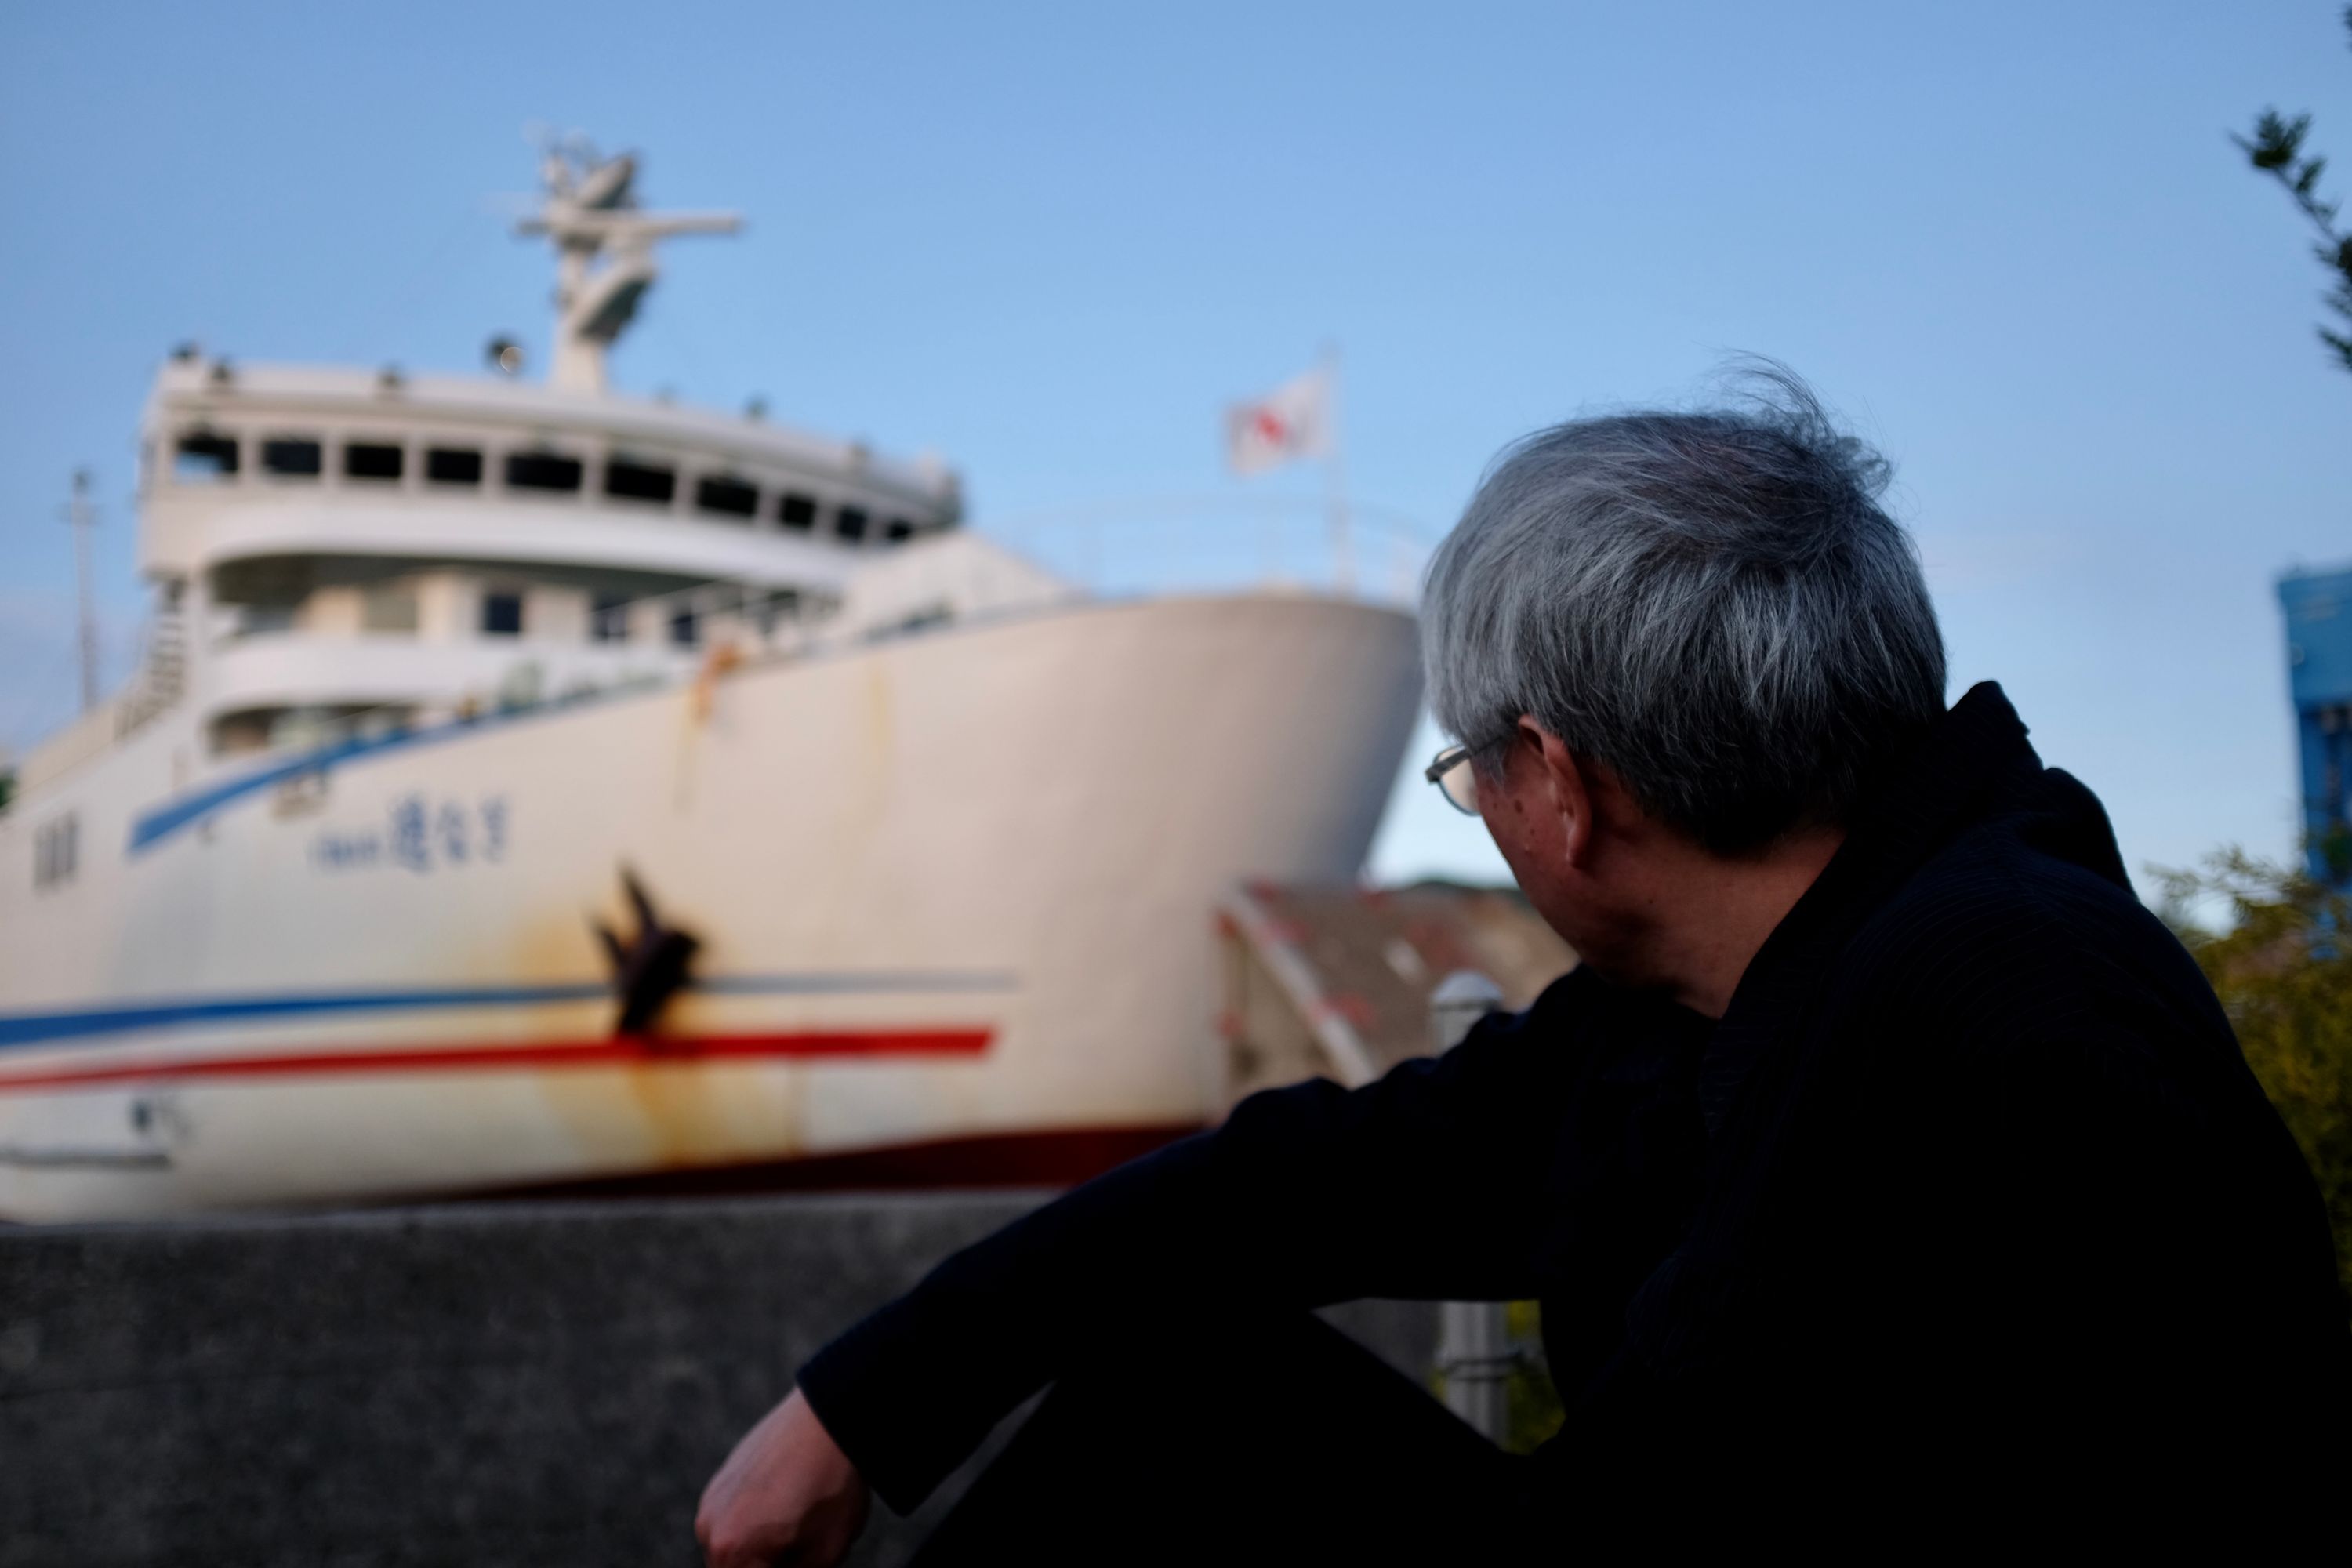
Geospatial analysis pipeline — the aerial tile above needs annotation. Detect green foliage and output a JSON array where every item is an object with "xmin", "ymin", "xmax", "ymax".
[
  {"xmin": 2235, "ymin": 6, "xmax": 2352, "ymax": 372},
  {"xmin": 1425, "ymin": 1301, "xmax": 1565, "ymax": 1454},
  {"xmin": 2154, "ymin": 848, "xmax": 2352, "ymax": 1300},
  {"xmin": 1501, "ymin": 1299, "xmax": 1564, "ymax": 1454}
]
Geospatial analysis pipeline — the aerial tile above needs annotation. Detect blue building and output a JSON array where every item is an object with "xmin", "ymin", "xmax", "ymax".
[{"xmin": 2280, "ymin": 562, "xmax": 2352, "ymax": 891}]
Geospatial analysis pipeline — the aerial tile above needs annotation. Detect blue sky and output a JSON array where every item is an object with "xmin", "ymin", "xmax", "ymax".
[{"xmin": 1, "ymin": 0, "xmax": 2345, "ymax": 891}]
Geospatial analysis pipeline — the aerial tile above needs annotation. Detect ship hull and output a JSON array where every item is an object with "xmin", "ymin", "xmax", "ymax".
[{"xmin": 0, "ymin": 593, "xmax": 1420, "ymax": 1220}]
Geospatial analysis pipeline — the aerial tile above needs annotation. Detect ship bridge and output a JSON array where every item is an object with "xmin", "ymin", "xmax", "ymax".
[{"xmin": 139, "ymin": 355, "xmax": 965, "ymax": 754}]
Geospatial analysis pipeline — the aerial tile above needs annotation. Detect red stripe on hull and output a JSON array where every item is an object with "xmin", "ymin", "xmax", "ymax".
[{"xmin": 0, "ymin": 1029, "xmax": 993, "ymax": 1093}]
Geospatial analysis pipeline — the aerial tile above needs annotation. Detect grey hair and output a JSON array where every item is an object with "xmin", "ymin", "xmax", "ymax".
[{"xmin": 1422, "ymin": 362, "xmax": 1947, "ymax": 854}]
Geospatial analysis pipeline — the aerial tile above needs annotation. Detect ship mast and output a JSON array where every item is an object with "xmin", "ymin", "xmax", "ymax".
[
  {"xmin": 513, "ymin": 140, "xmax": 741, "ymax": 394},
  {"xmin": 65, "ymin": 470, "xmax": 99, "ymax": 715}
]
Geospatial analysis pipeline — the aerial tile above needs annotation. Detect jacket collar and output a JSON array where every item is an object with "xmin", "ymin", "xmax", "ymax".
[{"xmin": 1694, "ymin": 682, "xmax": 2040, "ymax": 1133}]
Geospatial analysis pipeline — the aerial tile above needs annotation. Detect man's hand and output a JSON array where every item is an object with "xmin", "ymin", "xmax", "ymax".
[{"xmin": 697, "ymin": 1387, "xmax": 871, "ymax": 1568}]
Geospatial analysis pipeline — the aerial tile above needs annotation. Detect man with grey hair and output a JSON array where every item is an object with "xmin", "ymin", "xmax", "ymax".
[{"xmin": 700, "ymin": 368, "xmax": 2347, "ymax": 1565}]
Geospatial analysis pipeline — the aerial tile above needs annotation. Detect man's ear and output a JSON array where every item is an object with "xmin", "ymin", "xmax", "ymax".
[{"xmin": 1521, "ymin": 717, "xmax": 1597, "ymax": 871}]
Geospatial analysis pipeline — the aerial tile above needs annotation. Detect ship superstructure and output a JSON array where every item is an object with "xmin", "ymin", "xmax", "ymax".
[
  {"xmin": 0, "ymin": 147, "xmax": 1422, "ymax": 1220},
  {"xmin": 122, "ymin": 349, "xmax": 963, "ymax": 764}
]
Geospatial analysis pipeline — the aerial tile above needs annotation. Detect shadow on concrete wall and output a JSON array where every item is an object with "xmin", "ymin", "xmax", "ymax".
[{"xmin": 0, "ymin": 1192, "xmax": 1437, "ymax": 1567}]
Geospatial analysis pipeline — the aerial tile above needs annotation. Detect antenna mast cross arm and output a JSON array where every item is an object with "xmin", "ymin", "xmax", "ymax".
[
  {"xmin": 512, "ymin": 140, "xmax": 743, "ymax": 395},
  {"xmin": 514, "ymin": 211, "xmax": 742, "ymax": 243}
]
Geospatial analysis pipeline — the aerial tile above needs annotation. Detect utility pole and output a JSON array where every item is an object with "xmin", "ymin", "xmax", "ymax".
[
  {"xmin": 1430, "ymin": 970, "xmax": 1512, "ymax": 1443},
  {"xmin": 66, "ymin": 469, "xmax": 99, "ymax": 714},
  {"xmin": 1319, "ymin": 343, "xmax": 1352, "ymax": 597}
]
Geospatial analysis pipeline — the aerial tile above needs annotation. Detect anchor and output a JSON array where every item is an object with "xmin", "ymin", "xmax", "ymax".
[{"xmin": 592, "ymin": 866, "xmax": 701, "ymax": 1038}]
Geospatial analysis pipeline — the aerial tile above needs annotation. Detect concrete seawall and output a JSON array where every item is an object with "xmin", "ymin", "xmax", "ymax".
[{"xmin": 0, "ymin": 1192, "xmax": 1437, "ymax": 1567}]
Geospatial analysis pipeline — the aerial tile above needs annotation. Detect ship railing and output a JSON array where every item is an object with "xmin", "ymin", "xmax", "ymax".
[
  {"xmin": 114, "ymin": 605, "xmax": 189, "ymax": 742},
  {"xmin": 980, "ymin": 493, "xmax": 1437, "ymax": 609},
  {"xmin": 204, "ymin": 582, "xmax": 839, "ymax": 660},
  {"xmin": 187, "ymin": 499, "xmax": 1436, "ymax": 774},
  {"xmin": 194, "ymin": 576, "xmax": 853, "ymax": 768}
]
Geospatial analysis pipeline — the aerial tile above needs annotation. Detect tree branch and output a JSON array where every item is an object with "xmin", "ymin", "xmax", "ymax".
[{"xmin": 2234, "ymin": 8, "xmax": 2352, "ymax": 372}]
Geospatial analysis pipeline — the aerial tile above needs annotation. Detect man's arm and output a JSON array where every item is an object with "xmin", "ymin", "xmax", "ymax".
[{"xmin": 795, "ymin": 965, "xmax": 1625, "ymax": 1515}]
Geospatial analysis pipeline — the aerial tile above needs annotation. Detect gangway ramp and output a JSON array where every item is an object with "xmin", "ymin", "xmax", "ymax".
[{"xmin": 1216, "ymin": 880, "xmax": 1575, "ymax": 1105}]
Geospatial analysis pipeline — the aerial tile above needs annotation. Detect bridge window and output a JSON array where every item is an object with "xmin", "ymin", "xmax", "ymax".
[
  {"xmin": 506, "ymin": 452, "xmax": 584, "ymax": 493},
  {"xmin": 836, "ymin": 506, "xmax": 869, "ymax": 543},
  {"xmin": 604, "ymin": 457, "xmax": 676, "ymax": 504},
  {"xmin": 174, "ymin": 430, "xmax": 240, "ymax": 481},
  {"xmin": 669, "ymin": 606, "xmax": 699, "ymax": 648},
  {"xmin": 885, "ymin": 517, "xmax": 916, "ymax": 543},
  {"xmin": 426, "ymin": 446, "xmax": 483, "ymax": 486},
  {"xmin": 209, "ymin": 709, "xmax": 274, "ymax": 755},
  {"xmin": 695, "ymin": 474, "xmax": 759, "ymax": 519},
  {"xmin": 877, "ymin": 603, "xmax": 953, "ymax": 638},
  {"xmin": 362, "ymin": 584, "xmax": 419, "ymax": 634},
  {"xmin": 344, "ymin": 441, "xmax": 405, "ymax": 481},
  {"xmin": 778, "ymin": 492, "xmax": 818, "ymax": 531},
  {"xmin": 591, "ymin": 593, "xmax": 631, "ymax": 642},
  {"xmin": 750, "ymin": 587, "xmax": 800, "ymax": 632},
  {"xmin": 260, "ymin": 437, "xmax": 323, "ymax": 477},
  {"xmin": 33, "ymin": 815, "xmax": 77, "ymax": 891},
  {"xmin": 481, "ymin": 590, "xmax": 524, "ymax": 637}
]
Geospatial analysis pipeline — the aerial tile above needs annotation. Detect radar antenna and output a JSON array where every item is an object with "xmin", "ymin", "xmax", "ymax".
[{"xmin": 512, "ymin": 136, "xmax": 741, "ymax": 394}]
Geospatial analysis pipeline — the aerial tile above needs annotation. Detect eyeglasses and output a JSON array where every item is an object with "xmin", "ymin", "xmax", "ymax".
[{"xmin": 1424, "ymin": 739, "xmax": 1501, "ymax": 816}]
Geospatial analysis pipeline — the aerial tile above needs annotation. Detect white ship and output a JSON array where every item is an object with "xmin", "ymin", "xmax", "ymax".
[{"xmin": 0, "ymin": 145, "xmax": 1421, "ymax": 1221}]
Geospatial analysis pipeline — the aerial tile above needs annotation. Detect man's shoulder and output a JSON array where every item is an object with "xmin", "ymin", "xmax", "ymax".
[
  {"xmin": 1836, "ymin": 797, "xmax": 2222, "ymax": 1053},
  {"xmin": 1819, "ymin": 804, "xmax": 2274, "ymax": 1173}
]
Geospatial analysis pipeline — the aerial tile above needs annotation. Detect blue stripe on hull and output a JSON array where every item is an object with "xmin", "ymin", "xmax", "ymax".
[
  {"xmin": 127, "ymin": 697, "xmax": 596, "ymax": 855},
  {"xmin": 0, "ymin": 971, "xmax": 1019, "ymax": 1051}
]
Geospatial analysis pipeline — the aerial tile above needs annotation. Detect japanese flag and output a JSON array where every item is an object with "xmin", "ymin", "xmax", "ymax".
[{"xmin": 1225, "ymin": 367, "xmax": 1333, "ymax": 475}]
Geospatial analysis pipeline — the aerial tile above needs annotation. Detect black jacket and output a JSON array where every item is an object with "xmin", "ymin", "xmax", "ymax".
[{"xmin": 801, "ymin": 684, "xmax": 2349, "ymax": 1530}]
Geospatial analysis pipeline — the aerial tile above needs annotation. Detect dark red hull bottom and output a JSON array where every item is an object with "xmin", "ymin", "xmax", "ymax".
[{"xmin": 462, "ymin": 1122, "xmax": 1203, "ymax": 1203}]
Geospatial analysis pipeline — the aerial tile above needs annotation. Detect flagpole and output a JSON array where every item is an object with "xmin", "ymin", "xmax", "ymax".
[{"xmin": 1321, "ymin": 342, "xmax": 1352, "ymax": 597}]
